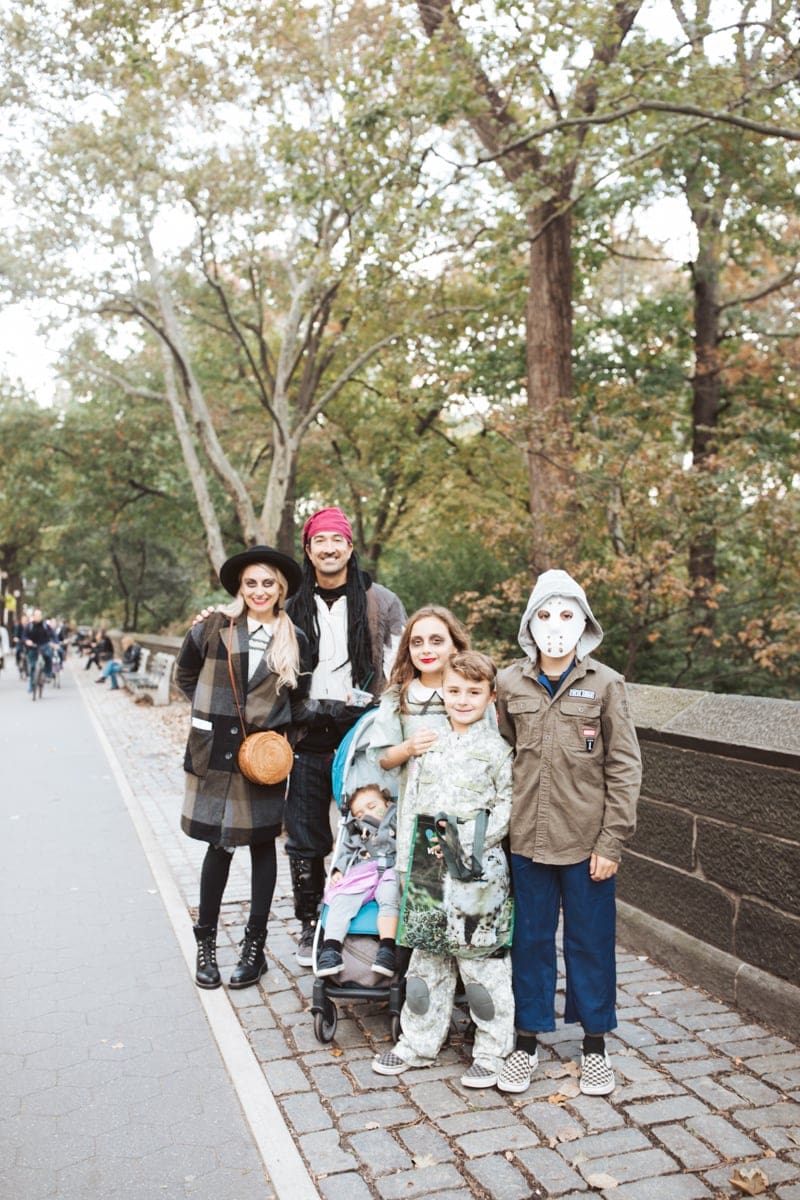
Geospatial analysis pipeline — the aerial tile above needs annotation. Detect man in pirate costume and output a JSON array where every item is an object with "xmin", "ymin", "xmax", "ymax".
[{"xmin": 286, "ymin": 507, "xmax": 406, "ymax": 965}]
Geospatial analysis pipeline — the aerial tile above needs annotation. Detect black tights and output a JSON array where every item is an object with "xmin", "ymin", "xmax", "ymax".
[{"xmin": 198, "ymin": 841, "xmax": 277, "ymax": 930}]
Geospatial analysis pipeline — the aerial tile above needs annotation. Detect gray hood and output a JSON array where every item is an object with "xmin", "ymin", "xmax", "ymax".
[{"xmin": 518, "ymin": 569, "xmax": 603, "ymax": 662}]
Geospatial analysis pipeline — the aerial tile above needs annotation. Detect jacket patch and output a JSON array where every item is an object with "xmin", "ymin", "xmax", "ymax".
[{"xmin": 568, "ymin": 687, "xmax": 596, "ymax": 698}]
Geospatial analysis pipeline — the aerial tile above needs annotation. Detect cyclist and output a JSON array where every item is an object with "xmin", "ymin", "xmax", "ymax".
[
  {"xmin": 23, "ymin": 609, "xmax": 55, "ymax": 694},
  {"xmin": 12, "ymin": 617, "xmax": 27, "ymax": 677},
  {"xmin": 0, "ymin": 623, "xmax": 10, "ymax": 675}
]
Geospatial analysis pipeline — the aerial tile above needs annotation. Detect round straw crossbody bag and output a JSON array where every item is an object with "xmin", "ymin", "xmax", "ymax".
[{"xmin": 226, "ymin": 621, "xmax": 294, "ymax": 786}]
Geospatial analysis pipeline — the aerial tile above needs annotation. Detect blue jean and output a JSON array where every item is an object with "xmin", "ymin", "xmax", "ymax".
[
  {"xmin": 27, "ymin": 646, "xmax": 52, "ymax": 692},
  {"xmin": 99, "ymin": 660, "xmax": 123, "ymax": 689},
  {"xmin": 510, "ymin": 855, "xmax": 617, "ymax": 1036}
]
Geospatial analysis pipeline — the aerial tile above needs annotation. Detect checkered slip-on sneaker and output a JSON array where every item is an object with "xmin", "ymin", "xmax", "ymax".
[
  {"xmin": 460, "ymin": 1062, "xmax": 498, "ymax": 1089},
  {"xmin": 579, "ymin": 1051, "xmax": 615, "ymax": 1095},
  {"xmin": 497, "ymin": 1050, "xmax": 539, "ymax": 1094},
  {"xmin": 372, "ymin": 1051, "xmax": 409, "ymax": 1076},
  {"xmin": 295, "ymin": 924, "xmax": 315, "ymax": 967}
]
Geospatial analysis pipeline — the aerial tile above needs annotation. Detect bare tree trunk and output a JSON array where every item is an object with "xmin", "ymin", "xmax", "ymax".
[
  {"xmin": 688, "ymin": 201, "xmax": 723, "ymax": 629},
  {"xmin": 526, "ymin": 198, "xmax": 574, "ymax": 573},
  {"xmin": 158, "ymin": 342, "xmax": 228, "ymax": 570},
  {"xmin": 141, "ymin": 235, "xmax": 260, "ymax": 546}
]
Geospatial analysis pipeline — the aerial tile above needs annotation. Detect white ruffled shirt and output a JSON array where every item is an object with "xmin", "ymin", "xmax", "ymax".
[{"xmin": 246, "ymin": 617, "xmax": 273, "ymax": 681}]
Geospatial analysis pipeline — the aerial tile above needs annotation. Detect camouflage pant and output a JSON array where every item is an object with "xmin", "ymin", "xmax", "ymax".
[{"xmin": 394, "ymin": 949, "xmax": 514, "ymax": 1073}]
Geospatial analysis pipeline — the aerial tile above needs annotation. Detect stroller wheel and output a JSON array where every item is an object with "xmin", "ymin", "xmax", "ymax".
[
  {"xmin": 313, "ymin": 998, "xmax": 338, "ymax": 1043},
  {"xmin": 390, "ymin": 1013, "xmax": 402, "ymax": 1042}
]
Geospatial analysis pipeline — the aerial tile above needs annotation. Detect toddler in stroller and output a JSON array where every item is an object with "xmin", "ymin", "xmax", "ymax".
[
  {"xmin": 315, "ymin": 784, "xmax": 399, "ymax": 979},
  {"xmin": 310, "ymin": 710, "xmax": 405, "ymax": 1043}
]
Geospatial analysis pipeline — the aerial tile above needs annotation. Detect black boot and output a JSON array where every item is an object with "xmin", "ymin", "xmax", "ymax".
[
  {"xmin": 229, "ymin": 926, "xmax": 268, "ymax": 989},
  {"xmin": 289, "ymin": 856, "xmax": 325, "ymax": 966},
  {"xmin": 193, "ymin": 923, "xmax": 221, "ymax": 989}
]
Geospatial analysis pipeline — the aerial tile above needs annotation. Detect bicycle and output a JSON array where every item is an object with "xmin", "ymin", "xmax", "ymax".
[
  {"xmin": 28, "ymin": 647, "xmax": 50, "ymax": 701},
  {"xmin": 51, "ymin": 644, "xmax": 64, "ymax": 688}
]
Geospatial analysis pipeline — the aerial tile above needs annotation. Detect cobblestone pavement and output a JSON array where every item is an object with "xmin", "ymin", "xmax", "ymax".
[{"xmin": 80, "ymin": 666, "xmax": 800, "ymax": 1200}]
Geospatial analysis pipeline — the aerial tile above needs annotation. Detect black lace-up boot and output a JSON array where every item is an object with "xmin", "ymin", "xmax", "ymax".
[
  {"xmin": 229, "ymin": 925, "xmax": 268, "ymax": 989},
  {"xmin": 193, "ymin": 924, "xmax": 221, "ymax": 989}
]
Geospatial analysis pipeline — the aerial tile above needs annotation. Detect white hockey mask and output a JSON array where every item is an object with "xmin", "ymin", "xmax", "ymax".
[{"xmin": 530, "ymin": 596, "xmax": 586, "ymax": 659}]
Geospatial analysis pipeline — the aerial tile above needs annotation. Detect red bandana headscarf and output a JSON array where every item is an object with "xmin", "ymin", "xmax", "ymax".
[{"xmin": 302, "ymin": 506, "xmax": 354, "ymax": 545}]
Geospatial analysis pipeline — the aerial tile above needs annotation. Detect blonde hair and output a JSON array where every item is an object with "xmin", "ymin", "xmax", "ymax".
[{"xmin": 220, "ymin": 564, "xmax": 300, "ymax": 690}]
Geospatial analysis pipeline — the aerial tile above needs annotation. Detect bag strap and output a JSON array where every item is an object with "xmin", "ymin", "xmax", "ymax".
[
  {"xmin": 226, "ymin": 619, "xmax": 249, "ymax": 735},
  {"xmin": 434, "ymin": 809, "xmax": 489, "ymax": 882}
]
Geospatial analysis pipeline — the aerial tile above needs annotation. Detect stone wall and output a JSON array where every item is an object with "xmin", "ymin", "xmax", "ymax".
[{"xmin": 619, "ymin": 684, "xmax": 800, "ymax": 1038}]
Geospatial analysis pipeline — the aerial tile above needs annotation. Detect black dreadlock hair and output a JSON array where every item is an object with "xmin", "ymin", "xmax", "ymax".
[{"xmin": 286, "ymin": 551, "xmax": 375, "ymax": 691}]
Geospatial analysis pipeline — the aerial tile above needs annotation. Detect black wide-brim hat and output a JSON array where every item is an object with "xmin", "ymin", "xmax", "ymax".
[{"xmin": 218, "ymin": 546, "xmax": 303, "ymax": 598}]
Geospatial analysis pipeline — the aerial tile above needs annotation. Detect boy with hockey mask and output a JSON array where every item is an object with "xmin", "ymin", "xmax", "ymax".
[{"xmin": 495, "ymin": 570, "xmax": 641, "ymax": 1097}]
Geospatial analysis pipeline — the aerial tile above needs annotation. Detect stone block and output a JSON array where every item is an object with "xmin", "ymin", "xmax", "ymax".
[
  {"xmin": 456, "ymin": 1123, "xmax": 540, "ymax": 1158},
  {"xmin": 623, "ymin": 1095, "xmax": 708, "ymax": 1125},
  {"xmin": 569, "ymin": 1148, "xmax": 679, "ymax": 1184},
  {"xmin": 397, "ymin": 1124, "xmax": 456, "ymax": 1163},
  {"xmin": 697, "ymin": 821, "xmax": 800, "ymax": 916},
  {"xmin": 375, "ymin": 1162, "xmax": 465, "ymax": 1198},
  {"xmin": 736, "ymin": 900, "xmax": 800, "ymax": 987},
  {"xmin": 629, "ymin": 798, "xmax": 695, "ymax": 871},
  {"xmin": 281, "ymin": 1092, "xmax": 333, "ymax": 1134},
  {"xmin": 463, "ymin": 1154, "xmax": 538, "ymax": 1200},
  {"xmin": 515, "ymin": 1146, "xmax": 589, "ymax": 1195},
  {"xmin": 320, "ymin": 1173, "xmax": 374, "ymax": 1200},
  {"xmin": 684, "ymin": 1113, "xmax": 761, "ymax": 1157},
  {"xmin": 298, "ymin": 1128, "xmax": 357, "ymax": 1175},
  {"xmin": 654, "ymin": 691, "xmax": 800, "ymax": 755},
  {"xmin": 348, "ymin": 1128, "xmax": 413, "ymax": 1172},
  {"xmin": 640, "ymin": 744, "xmax": 799, "ymax": 839},
  {"xmin": 652, "ymin": 1122, "xmax": 719, "ymax": 1169},
  {"xmin": 618, "ymin": 856, "xmax": 734, "ymax": 953},
  {"xmin": 609, "ymin": 1176, "xmax": 712, "ymax": 1199}
]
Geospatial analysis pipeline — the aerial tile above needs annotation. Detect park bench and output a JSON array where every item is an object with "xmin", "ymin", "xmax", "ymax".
[{"xmin": 124, "ymin": 650, "xmax": 176, "ymax": 707}]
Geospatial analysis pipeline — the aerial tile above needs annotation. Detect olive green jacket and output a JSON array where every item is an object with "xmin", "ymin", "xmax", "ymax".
[{"xmin": 496, "ymin": 655, "xmax": 641, "ymax": 864}]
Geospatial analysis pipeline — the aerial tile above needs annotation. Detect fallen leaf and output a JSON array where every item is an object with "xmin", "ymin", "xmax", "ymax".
[
  {"xmin": 563, "ymin": 1060, "xmax": 580, "ymax": 1078},
  {"xmin": 330, "ymin": 1047, "xmax": 343, "ymax": 1057},
  {"xmin": 730, "ymin": 1167, "xmax": 769, "ymax": 1195},
  {"xmin": 548, "ymin": 1093, "xmax": 570, "ymax": 1106},
  {"xmin": 556, "ymin": 1126, "xmax": 581, "ymax": 1143},
  {"xmin": 363, "ymin": 1122, "xmax": 379, "ymax": 1130},
  {"xmin": 584, "ymin": 1171, "xmax": 618, "ymax": 1189},
  {"xmin": 557, "ymin": 1080, "xmax": 580, "ymax": 1098},
  {"xmin": 412, "ymin": 1154, "xmax": 438, "ymax": 1169},
  {"xmin": 544, "ymin": 1064, "xmax": 571, "ymax": 1079}
]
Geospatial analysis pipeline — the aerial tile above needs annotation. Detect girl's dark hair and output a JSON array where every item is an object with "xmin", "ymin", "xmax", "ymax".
[
  {"xmin": 287, "ymin": 552, "xmax": 374, "ymax": 689},
  {"xmin": 389, "ymin": 605, "xmax": 471, "ymax": 712}
]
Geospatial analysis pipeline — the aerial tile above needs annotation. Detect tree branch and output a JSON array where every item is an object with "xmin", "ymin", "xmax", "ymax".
[{"xmin": 483, "ymin": 98, "xmax": 800, "ymax": 164}]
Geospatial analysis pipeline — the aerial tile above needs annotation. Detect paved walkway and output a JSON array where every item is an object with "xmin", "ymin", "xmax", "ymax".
[{"xmin": 3, "ymin": 658, "xmax": 799, "ymax": 1200}]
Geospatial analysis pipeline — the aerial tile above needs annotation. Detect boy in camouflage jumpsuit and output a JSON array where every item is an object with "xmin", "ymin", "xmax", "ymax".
[{"xmin": 372, "ymin": 651, "xmax": 514, "ymax": 1089}]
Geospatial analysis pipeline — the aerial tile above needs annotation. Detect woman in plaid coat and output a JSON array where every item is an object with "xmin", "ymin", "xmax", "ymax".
[{"xmin": 176, "ymin": 546, "xmax": 311, "ymax": 991}]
